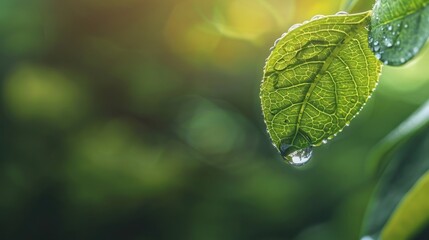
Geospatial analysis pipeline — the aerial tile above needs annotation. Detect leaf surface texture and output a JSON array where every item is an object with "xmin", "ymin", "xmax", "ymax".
[
  {"xmin": 370, "ymin": 0, "xmax": 429, "ymax": 65},
  {"xmin": 260, "ymin": 11, "xmax": 381, "ymax": 162}
]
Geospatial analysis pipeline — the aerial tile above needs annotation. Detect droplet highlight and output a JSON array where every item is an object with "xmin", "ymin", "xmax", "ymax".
[
  {"xmin": 279, "ymin": 142, "xmax": 313, "ymax": 166},
  {"xmin": 288, "ymin": 24, "xmax": 301, "ymax": 32},
  {"xmin": 311, "ymin": 15, "xmax": 324, "ymax": 21},
  {"xmin": 335, "ymin": 11, "xmax": 348, "ymax": 15},
  {"xmin": 284, "ymin": 147, "xmax": 313, "ymax": 166},
  {"xmin": 383, "ymin": 38, "xmax": 393, "ymax": 47},
  {"xmin": 375, "ymin": 53, "xmax": 381, "ymax": 60}
]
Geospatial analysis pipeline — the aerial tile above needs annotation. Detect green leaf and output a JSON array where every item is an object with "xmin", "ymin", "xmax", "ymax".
[
  {"xmin": 361, "ymin": 102, "xmax": 429, "ymax": 239},
  {"xmin": 380, "ymin": 171, "xmax": 429, "ymax": 239},
  {"xmin": 368, "ymin": 100, "xmax": 429, "ymax": 177},
  {"xmin": 369, "ymin": 0, "xmax": 429, "ymax": 66},
  {"xmin": 260, "ymin": 11, "xmax": 382, "ymax": 165}
]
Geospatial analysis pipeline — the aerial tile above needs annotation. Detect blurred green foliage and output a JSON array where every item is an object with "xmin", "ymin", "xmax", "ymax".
[
  {"xmin": 362, "ymin": 101, "xmax": 429, "ymax": 240},
  {"xmin": 1, "ymin": 0, "xmax": 429, "ymax": 239}
]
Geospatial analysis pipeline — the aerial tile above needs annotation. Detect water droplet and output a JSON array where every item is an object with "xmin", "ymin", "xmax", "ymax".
[
  {"xmin": 375, "ymin": 53, "xmax": 381, "ymax": 60},
  {"xmin": 397, "ymin": 23, "xmax": 401, "ymax": 27},
  {"xmin": 395, "ymin": 40, "xmax": 400, "ymax": 46},
  {"xmin": 336, "ymin": 11, "xmax": 348, "ymax": 15},
  {"xmin": 400, "ymin": 57, "xmax": 405, "ymax": 63},
  {"xmin": 374, "ymin": 45, "xmax": 380, "ymax": 52},
  {"xmin": 404, "ymin": 23, "xmax": 408, "ymax": 28},
  {"xmin": 288, "ymin": 23, "xmax": 301, "ymax": 32},
  {"xmin": 374, "ymin": 41, "xmax": 379, "ymax": 46},
  {"xmin": 346, "ymin": 123, "xmax": 350, "ymax": 127},
  {"xmin": 413, "ymin": 47, "xmax": 419, "ymax": 54},
  {"xmin": 279, "ymin": 138, "xmax": 313, "ymax": 166},
  {"xmin": 322, "ymin": 139, "xmax": 328, "ymax": 144},
  {"xmin": 383, "ymin": 38, "xmax": 393, "ymax": 47},
  {"xmin": 368, "ymin": 37, "xmax": 373, "ymax": 43},
  {"xmin": 283, "ymin": 147, "xmax": 313, "ymax": 166},
  {"xmin": 387, "ymin": 25, "xmax": 393, "ymax": 31},
  {"xmin": 311, "ymin": 15, "xmax": 324, "ymax": 20}
]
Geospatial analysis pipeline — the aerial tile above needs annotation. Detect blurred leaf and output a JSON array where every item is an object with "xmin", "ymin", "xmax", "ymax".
[
  {"xmin": 380, "ymin": 171, "xmax": 429, "ymax": 239},
  {"xmin": 340, "ymin": 0, "xmax": 374, "ymax": 13},
  {"xmin": 340, "ymin": 0, "xmax": 360, "ymax": 12},
  {"xmin": 369, "ymin": 0, "xmax": 429, "ymax": 65},
  {"xmin": 361, "ymin": 101, "xmax": 429, "ymax": 239},
  {"xmin": 368, "ymin": 100, "xmax": 429, "ymax": 177},
  {"xmin": 260, "ymin": 11, "xmax": 381, "ymax": 165}
]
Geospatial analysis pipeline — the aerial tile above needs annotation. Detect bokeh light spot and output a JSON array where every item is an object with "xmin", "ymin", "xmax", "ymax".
[{"xmin": 3, "ymin": 65, "xmax": 87, "ymax": 127}]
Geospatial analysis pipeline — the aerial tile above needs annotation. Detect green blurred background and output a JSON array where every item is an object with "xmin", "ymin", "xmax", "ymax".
[{"xmin": 1, "ymin": 0, "xmax": 429, "ymax": 239}]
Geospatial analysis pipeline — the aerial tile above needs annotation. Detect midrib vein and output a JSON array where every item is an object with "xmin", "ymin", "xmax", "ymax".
[{"xmin": 291, "ymin": 18, "xmax": 368, "ymax": 145}]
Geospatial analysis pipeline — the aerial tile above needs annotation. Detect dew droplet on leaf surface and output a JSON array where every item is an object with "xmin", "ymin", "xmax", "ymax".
[
  {"xmin": 335, "ymin": 11, "xmax": 348, "ymax": 15},
  {"xmin": 311, "ymin": 15, "xmax": 324, "ymax": 20},
  {"xmin": 375, "ymin": 53, "xmax": 381, "ymax": 59},
  {"xmin": 288, "ymin": 24, "xmax": 301, "ymax": 32},
  {"xmin": 383, "ymin": 38, "xmax": 393, "ymax": 47}
]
